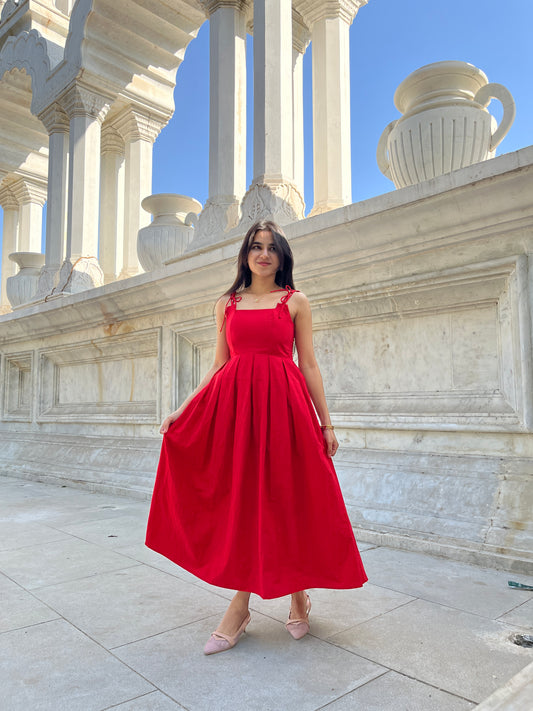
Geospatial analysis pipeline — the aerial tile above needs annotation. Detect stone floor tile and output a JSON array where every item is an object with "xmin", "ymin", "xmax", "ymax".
[
  {"xmin": 250, "ymin": 584, "xmax": 414, "ymax": 638},
  {"xmin": 498, "ymin": 598, "xmax": 533, "ymax": 630},
  {"xmin": 115, "ymin": 543, "xmax": 237, "ymax": 599},
  {"xmin": 0, "ymin": 618, "xmax": 153, "ymax": 711},
  {"xmin": 0, "ymin": 520, "xmax": 72, "ymax": 551},
  {"xmin": 115, "ymin": 612, "xmax": 385, "ymax": 711},
  {"xmin": 330, "ymin": 598, "xmax": 532, "ymax": 703},
  {"xmin": 360, "ymin": 547, "xmax": 533, "ymax": 618},
  {"xmin": 0, "ymin": 537, "xmax": 141, "ymax": 589},
  {"xmin": 321, "ymin": 670, "xmax": 475, "ymax": 710},
  {"xmin": 33, "ymin": 564, "xmax": 230, "ymax": 648},
  {"xmin": 0, "ymin": 573, "xmax": 59, "ymax": 633},
  {"xmin": 102, "ymin": 691, "xmax": 186, "ymax": 710},
  {"xmin": 53, "ymin": 515, "xmax": 149, "ymax": 549},
  {"xmin": 354, "ymin": 542, "xmax": 376, "ymax": 552}
]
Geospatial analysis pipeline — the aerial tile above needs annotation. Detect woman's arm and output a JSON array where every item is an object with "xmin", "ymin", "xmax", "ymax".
[
  {"xmin": 160, "ymin": 297, "xmax": 230, "ymax": 434},
  {"xmin": 292, "ymin": 293, "xmax": 339, "ymax": 457}
]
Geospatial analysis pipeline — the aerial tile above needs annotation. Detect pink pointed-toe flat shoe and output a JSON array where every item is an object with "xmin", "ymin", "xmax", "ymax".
[
  {"xmin": 203, "ymin": 612, "xmax": 251, "ymax": 655},
  {"xmin": 285, "ymin": 592, "xmax": 311, "ymax": 640}
]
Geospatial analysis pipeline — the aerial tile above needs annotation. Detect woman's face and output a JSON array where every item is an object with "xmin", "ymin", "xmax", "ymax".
[{"xmin": 247, "ymin": 229, "xmax": 280, "ymax": 279}]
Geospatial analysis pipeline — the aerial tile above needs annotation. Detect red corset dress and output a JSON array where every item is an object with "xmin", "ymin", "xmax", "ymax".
[{"xmin": 145, "ymin": 287, "xmax": 367, "ymax": 598}]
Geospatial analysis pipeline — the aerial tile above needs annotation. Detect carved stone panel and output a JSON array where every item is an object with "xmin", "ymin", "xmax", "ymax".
[
  {"xmin": 37, "ymin": 329, "xmax": 161, "ymax": 423},
  {"xmin": 3, "ymin": 351, "xmax": 33, "ymax": 421},
  {"xmin": 312, "ymin": 256, "xmax": 532, "ymax": 431},
  {"xmin": 171, "ymin": 317, "xmax": 216, "ymax": 411}
]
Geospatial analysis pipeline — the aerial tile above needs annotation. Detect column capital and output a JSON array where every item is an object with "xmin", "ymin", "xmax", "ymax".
[
  {"xmin": 38, "ymin": 103, "xmax": 70, "ymax": 135},
  {"xmin": 202, "ymin": 0, "xmax": 249, "ymax": 16},
  {"xmin": 101, "ymin": 124, "xmax": 125, "ymax": 155},
  {"xmin": 10, "ymin": 177, "xmax": 48, "ymax": 207},
  {"xmin": 61, "ymin": 83, "xmax": 111, "ymax": 123},
  {"xmin": 303, "ymin": 0, "xmax": 367, "ymax": 26},
  {"xmin": 0, "ymin": 184, "xmax": 18, "ymax": 210},
  {"xmin": 293, "ymin": 8, "xmax": 310, "ymax": 54},
  {"xmin": 113, "ymin": 107, "xmax": 166, "ymax": 144}
]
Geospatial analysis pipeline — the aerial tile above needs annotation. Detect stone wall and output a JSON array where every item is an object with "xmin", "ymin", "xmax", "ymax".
[{"xmin": 1, "ymin": 147, "xmax": 533, "ymax": 573}]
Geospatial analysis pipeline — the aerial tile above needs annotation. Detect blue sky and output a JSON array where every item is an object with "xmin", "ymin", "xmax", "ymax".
[{"xmin": 1, "ymin": 0, "xmax": 531, "ymax": 259}]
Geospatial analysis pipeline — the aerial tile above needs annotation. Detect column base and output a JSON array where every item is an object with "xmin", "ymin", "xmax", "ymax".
[
  {"xmin": 308, "ymin": 200, "xmax": 348, "ymax": 217},
  {"xmin": 238, "ymin": 178, "xmax": 305, "ymax": 230},
  {"xmin": 117, "ymin": 266, "xmax": 143, "ymax": 280},
  {"xmin": 34, "ymin": 265, "xmax": 61, "ymax": 301},
  {"xmin": 187, "ymin": 197, "xmax": 241, "ymax": 251},
  {"xmin": 56, "ymin": 257, "xmax": 105, "ymax": 294}
]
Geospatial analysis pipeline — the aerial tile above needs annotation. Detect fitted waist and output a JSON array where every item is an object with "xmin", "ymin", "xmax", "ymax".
[{"xmin": 229, "ymin": 351, "xmax": 294, "ymax": 360}]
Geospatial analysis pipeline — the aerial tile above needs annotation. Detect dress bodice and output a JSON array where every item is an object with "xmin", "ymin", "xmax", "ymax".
[{"xmin": 224, "ymin": 288, "xmax": 296, "ymax": 359}]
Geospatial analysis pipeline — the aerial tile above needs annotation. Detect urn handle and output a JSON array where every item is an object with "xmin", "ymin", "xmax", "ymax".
[
  {"xmin": 473, "ymin": 82, "xmax": 516, "ymax": 151},
  {"xmin": 376, "ymin": 120, "xmax": 397, "ymax": 180}
]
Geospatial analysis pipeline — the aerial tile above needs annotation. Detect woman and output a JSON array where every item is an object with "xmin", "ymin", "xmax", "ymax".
[{"xmin": 145, "ymin": 220, "xmax": 367, "ymax": 655}]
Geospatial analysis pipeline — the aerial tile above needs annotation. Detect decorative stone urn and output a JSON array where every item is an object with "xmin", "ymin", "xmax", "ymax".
[
  {"xmin": 377, "ymin": 61, "xmax": 516, "ymax": 189},
  {"xmin": 137, "ymin": 194, "xmax": 202, "ymax": 271},
  {"xmin": 6, "ymin": 252, "xmax": 45, "ymax": 308}
]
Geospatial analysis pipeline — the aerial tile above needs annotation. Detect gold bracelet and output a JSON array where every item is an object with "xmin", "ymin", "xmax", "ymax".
[{"xmin": 320, "ymin": 425, "xmax": 335, "ymax": 430}]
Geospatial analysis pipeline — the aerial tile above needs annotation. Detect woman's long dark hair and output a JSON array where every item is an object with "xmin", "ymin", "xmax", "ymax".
[{"xmin": 225, "ymin": 220, "xmax": 295, "ymax": 295}]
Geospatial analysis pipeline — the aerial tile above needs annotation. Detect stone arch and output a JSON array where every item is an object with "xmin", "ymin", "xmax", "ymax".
[
  {"xmin": 62, "ymin": 0, "xmax": 207, "ymax": 118},
  {"xmin": 0, "ymin": 66, "xmax": 48, "ymax": 180},
  {"xmin": 0, "ymin": 29, "xmax": 52, "ymax": 112}
]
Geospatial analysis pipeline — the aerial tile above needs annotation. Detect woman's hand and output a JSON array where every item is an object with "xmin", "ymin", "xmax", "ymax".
[
  {"xmin": 160, "ymin": 411, "xmax": 181, "ymax": 435},
  {"xmin": 323, "ymin": 428, "xmax": 339, "ymax": 458}
]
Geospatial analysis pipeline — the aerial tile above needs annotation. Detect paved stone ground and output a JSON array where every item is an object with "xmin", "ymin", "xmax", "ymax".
[{"xmin": 1, "ymin": 474, "xmax": 532, "ymax": 711}]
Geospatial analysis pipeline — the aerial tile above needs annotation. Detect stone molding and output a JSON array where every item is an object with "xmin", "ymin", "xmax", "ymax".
[
  {"xmin": 10, "ymin": 176, "xmax": 47, "ymax": 206},
  {"xmin": 113, "ymin": 107, "xmax": 166, "ymax": 144},
  {"xmin": 301, "ymin": 0, "xmax": 367, "ymax": 26},
  {"xmin": 2, "ymin": 350, "xmax": 33, "ymax": 422},
  {"xmin": 202, "ymin": 0, "xmax": 249, "ymax": 15},
  {"xmin": 38, "ymin": 101, "xmax": 69, "ymax": 134},
  {"xmin": 100, "ymin": 124, "xmax": 125, "ymax": 155},
  {"xmin": 36, "ymin": 328, "xmax": 161, "ymax": 424},
  {"xmin": 0, "ymin": 183, "xmax": 18, "ymax": 210},
  {"xmin": 292, "ymin": 7, "xmax": 310, "ymax": 53},
  {"xmin": 60, "ymin": 82, "xmax": 111, "ymax": 123}
]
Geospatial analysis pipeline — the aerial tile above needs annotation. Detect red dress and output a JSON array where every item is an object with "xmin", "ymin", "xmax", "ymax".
[{"xmin": 145, "ymin": 288, "xmax": 367, "ymax": 599}]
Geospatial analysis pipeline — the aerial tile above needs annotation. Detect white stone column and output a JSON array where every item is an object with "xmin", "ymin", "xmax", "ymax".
[
  {"xmin": 193, "ymin": 0, "xmax": 248, "ymax": 246},
  {"xmin": 99, "ymin": 125, "xmax": 125, "ymax": 283},
  {"xmin": 0, "ymin": 185, "xmax": 19, "ymax": 313},
  {"xmin": 115, "ymin": 107, "xmax": 163, "ymax": 279},
  {"xmin": 59, "ymin": 83, "xmax": 110, "ymax": 293},
  {"xmin": 239, "ymin": 0, "xmax": 304, "ymax": 226},
  {"xmin": 292, "ymin": 10, "xmax": 310, "ymax": 200},
  {"xmin": 36, "ymin": 103, "xmax": 70, "ymax": 298},
  {"xmin": 305, "ymin": 0, "xmax": 367, "ymax": 216},
  {"xmin": 10, "ymin": 177, "xmax": 47, "ymax": 253}
]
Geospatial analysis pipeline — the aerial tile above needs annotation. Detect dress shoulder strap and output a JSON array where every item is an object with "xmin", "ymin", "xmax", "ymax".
[
  {"xmin": 219, "ymin": 292, "xmax": 242, "ymax": 331},
  {"xmin": 279, "ymin": 285, "xmax": 299, "ymax": 305}
]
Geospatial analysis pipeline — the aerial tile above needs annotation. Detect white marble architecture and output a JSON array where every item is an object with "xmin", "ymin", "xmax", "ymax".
[{"xmin": 0, "ymin": 1, "xmax": 531, "ymax": 573}]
